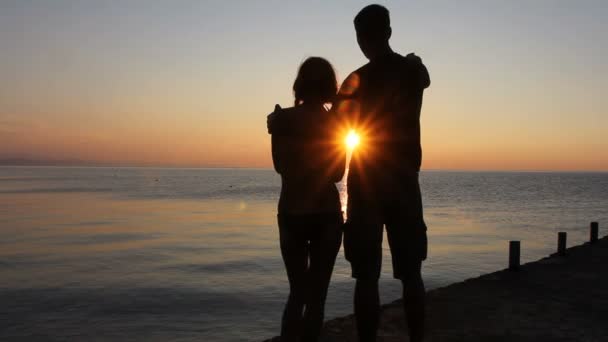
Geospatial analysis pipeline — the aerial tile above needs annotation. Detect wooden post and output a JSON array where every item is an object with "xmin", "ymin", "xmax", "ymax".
[
  {"xmin": 590, "ymin": 222, "xmax": 598, "ymax": 243},
  {"xmin": 509, "ymin": 241, "xmax": 520, "ymax": 271},
  {"xmin": 557, "ymin": 232, "xmax": 567, "ymax": 256}
]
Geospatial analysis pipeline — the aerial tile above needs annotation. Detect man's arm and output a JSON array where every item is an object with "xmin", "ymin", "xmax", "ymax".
[
  {"xmin": 266, "ymin": 104, "xmax": 282, "ymax": 135},
  {"xmin": 327, "ymin": 113, "xmax": 347, "ymax": 183},
  {"xmin": 332, "ymin": 72, "xmax": 361, "ymax": 130},
  {"xmin": 266, "ymin": 105, "xmax": 302, "ymax": 136},
  {"xmin": 406, "ymin": 53, "xmax": 430, "ymax": 89}
]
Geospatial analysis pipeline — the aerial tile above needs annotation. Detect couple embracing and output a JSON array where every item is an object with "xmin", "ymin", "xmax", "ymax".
[{"xmin": 267, "ymin": 5, "xmax": 430, "ymax": 342}]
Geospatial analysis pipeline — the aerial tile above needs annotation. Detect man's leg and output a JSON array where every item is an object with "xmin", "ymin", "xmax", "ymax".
[
  {"xmin": 401, "ymin": 263, "xmax": 425, "ymax": 342},
  {"xmin": 354, "ymin": 277, "xmax": 380, "ymax": 342},
  {"xmin": 344, "ymin": 217, "xmax": 383, "ymax": 342},
  {"xmin": 386, "ymin": 173, "xmax": 428, "ymax": 342}
]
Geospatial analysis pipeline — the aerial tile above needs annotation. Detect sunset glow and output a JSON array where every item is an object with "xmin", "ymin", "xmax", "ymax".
[
  {"xmin": 345, "ymin": 130, "xmax": 360, "ymax": 150},
  {"xmin": 0, "ymin": 1, "xmax": 607, "ymax": 170}
]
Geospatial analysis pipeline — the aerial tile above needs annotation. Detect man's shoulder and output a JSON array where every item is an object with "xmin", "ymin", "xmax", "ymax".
[
  {"xmin": 395, "ymin": 52, "xmax": 431, "ymax": 89},
  {"xmin": 353, "ymin": 52, "xmax": 421, "ymax": 76},
  {"xmin": 351, "ymin": 61, "xmax": 372, "ymax": 80},
  {"xmin": 392, "ymin": 52, "xmax": 423, "ymax": 69},
  {"xmin": 338, "ymin": 66, "xmax": 366, "ymax": 98},
  {"xmin": 355, "ymin": 60, "xmax": 372, "ymax": 73}
]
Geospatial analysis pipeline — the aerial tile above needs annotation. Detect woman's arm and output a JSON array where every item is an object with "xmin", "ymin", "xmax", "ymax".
[
  {"xmin": 271, "ymin": 133, "xmax": 284, "ymax": 174},
  {"xmin": 271, "ymin": 127, "xmax": 302, "ymax": 177},
  {"xmin": 270, "ymin": 105, "xmax": 291, "ymax": 174}
]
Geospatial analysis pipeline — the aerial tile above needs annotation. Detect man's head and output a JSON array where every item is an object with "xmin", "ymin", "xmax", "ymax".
[{"xmin": 354, "ymin": 4, "xmax": 392, "ymax": 60}]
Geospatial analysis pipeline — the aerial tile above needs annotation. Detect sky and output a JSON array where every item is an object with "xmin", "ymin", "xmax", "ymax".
[{"xmin": 1, "ymin": 0, "xmax": 607, "ymax": 170}]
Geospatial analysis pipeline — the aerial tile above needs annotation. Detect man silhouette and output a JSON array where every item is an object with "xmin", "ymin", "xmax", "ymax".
[
  {"xmin": 267, "ymin": 4, "xmax": 430, "ymax": 341},
  {"xmin": 336, "ymin": 5, "xmax": 430, "ymax": 342}
]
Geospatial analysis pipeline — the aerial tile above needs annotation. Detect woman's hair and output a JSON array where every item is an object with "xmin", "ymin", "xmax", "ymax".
[{"xmin": 293, "ymin": 57, "xmax": 338, "ymax": 106}]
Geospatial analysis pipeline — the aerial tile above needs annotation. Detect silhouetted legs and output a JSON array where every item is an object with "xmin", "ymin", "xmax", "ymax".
[
  {"xmin": 352, "ymin": 270, "xmax": 425, "ymax": 342},
  {"xmin": 280, "ymin": 232, "xmax": 308, "ymax": 341},
  {"xmin": 346, "ymin": 175, "xmax": 428, "ymax": 341},
  {"xmin": 301, "ymin": 226, "xmax": 341, "ymax": 342},
  {"xmin": 278, "ymin": 214, "xmax": 342, "ymax": 342},
  {"xmin": 401, "ymin": 264, "xmax": 425, "ymax": 342},
  {"xmin": 354, "ymin": 278, "xmax": 380, "ymax": 342}
]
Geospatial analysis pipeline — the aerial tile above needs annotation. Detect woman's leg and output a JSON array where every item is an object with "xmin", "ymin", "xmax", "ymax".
[
  {"xmin": 301, "ymin": 219, "xmax": 342, "ymax": 342},
  {"xmin": 279, "ymin": 216, "xmax": 308, "ymax": 341}
]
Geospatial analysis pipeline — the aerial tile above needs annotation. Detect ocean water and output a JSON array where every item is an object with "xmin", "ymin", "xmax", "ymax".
[{"xmin": 1, "ymin": 167, "xmax": 607, "ymax": 341}]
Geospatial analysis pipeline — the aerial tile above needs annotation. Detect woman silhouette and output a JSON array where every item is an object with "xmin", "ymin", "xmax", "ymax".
[{"xmin": 270, "ymin": 57, "xmax": 346, "ymax": 341}]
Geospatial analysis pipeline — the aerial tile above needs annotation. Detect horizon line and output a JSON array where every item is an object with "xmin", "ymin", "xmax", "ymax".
[{"xmin": 1, "ymin": 163, "xmax": 607, "ymax": 173}]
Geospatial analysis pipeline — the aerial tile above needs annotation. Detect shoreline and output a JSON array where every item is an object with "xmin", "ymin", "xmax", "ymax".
[{"xmin": 264, "ymin": 235, "xmax": 608, "ymax": 341}]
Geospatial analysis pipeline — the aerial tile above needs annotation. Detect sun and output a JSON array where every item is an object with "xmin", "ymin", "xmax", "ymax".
[{"xmin": 345, "ymin": 130, "xmax": 360, "ymax": 150}]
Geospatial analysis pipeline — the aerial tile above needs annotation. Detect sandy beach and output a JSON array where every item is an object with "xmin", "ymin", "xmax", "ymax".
[{"xmin": 265, "ymin": 234, "xmax": 608, "ymax": 341}]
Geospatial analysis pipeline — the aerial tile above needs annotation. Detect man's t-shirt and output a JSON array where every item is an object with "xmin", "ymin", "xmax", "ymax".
[{"xmin": 337, "ymin": 52, "xmax": 430, "ymax": 197}]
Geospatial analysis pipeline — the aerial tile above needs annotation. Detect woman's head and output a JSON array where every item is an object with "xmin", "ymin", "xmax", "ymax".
[{"xmin": 293, "ymin": 57, "xmax": 337, "ymax": 106}]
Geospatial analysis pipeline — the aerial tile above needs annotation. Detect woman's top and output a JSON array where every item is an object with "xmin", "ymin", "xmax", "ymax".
[{"xmin": 271, "ymin": 104, "xmax": 346, "ymax": 215}]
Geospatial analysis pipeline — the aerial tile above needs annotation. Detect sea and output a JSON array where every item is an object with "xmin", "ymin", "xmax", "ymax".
[{"xmin": 1, "ymin": 167, "xmax": 607, "ymax": 341}]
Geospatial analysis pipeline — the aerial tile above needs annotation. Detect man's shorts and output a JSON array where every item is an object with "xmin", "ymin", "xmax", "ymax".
[{"xmin": 344, "ymin": 173, "xmax": 428, "ymax": 280}]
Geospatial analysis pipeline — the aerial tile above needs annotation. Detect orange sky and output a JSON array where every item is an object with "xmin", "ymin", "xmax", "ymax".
[{"xmin": 1, "ymin": 1, "xmax": 607, "ymax": 171}]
